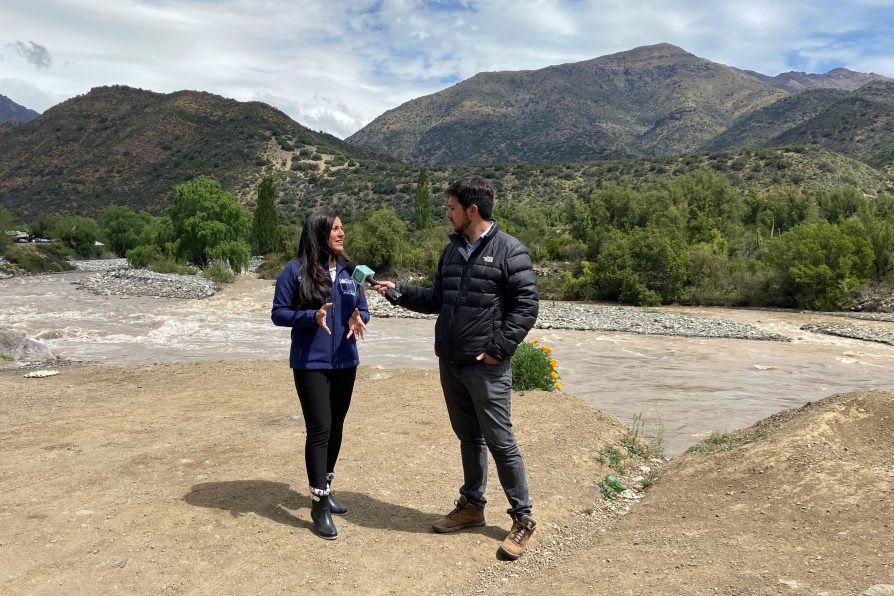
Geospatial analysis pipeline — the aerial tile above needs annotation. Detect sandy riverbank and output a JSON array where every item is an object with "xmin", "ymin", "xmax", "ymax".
[{"xmin": 1, "ymin": 361, "xmax": 892, "ymax": 595}]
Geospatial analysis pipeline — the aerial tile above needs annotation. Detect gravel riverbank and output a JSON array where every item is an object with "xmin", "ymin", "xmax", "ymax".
[
  {"xmin": 77, "ymin": 268, "xmax": 218, "ymax": 299},
  {"xmin": 365, "ymin": 292, "xmax": 790, "ymax": 341},
  {"xmin": 801, "ymin": 323, "xmax": 894, "ymax": 347}
]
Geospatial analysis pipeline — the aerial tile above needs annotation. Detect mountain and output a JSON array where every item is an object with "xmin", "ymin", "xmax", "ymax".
[
  {"xmin": 743, "ymin": 67, "xmax": 889, "ymax": 93},
  {"xmin": 0, "ymin": 94, "xmax": 40, "ymax": 124},
  {"xmin": 348, "ymin": 43, "xmax": 790, "ymax": 165},
  {"xmin": 0, "ymin": 85, "xmax": 372, "ymax": 218},
  {"xmin": 706, "ymin": 80, "xmax": 894, "ymax": 166},
  {"xmin": 3, "ymin": 69, "xmax": 893, "ymax": 221},
  {"xmin": 348, "ymin": 44, "xmax": 893, "ymax": 167}
]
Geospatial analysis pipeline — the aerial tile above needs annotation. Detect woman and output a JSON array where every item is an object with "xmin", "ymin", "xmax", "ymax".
[{"xmin": 271, "ymin": 213, "xmax": 369, "ymax": 540}]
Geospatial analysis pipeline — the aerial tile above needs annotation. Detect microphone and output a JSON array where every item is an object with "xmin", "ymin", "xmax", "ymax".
[{"xmin": 345, "ymin": 261, "xmax": 402, "ymax": 305}]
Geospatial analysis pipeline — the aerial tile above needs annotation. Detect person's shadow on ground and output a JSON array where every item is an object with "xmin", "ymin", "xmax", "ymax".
[{"xmin": 184, "ymin": 480, "xmax": 505, "ymax": 539}]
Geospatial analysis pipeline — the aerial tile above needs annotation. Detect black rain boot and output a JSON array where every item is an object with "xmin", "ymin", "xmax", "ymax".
[
  {"xmin": 325, "ymin": 472, "xmax": 347, "ymax": 516},
  {"xmin": 310, "ymin": 493, "xmax": 337, "ymax": 540}
]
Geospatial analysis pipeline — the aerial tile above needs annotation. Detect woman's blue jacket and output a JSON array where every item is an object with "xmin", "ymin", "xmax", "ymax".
[{"xmin": 271, "ymin": 259, "xmax": 370, "ymax": 370}]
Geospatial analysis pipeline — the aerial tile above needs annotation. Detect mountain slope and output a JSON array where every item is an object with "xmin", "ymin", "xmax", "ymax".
[
  {"xmin": 0, "ymin": 94, "xmax": 39, "ymax": 124},
  {"xmin": 0, "ymin": 86, "xmax": 363, "ymax": 217},
  {"xmin": 347, "ymin": 43, "xmax": 787, "ymax": 165},
  {"xmin": 706, "ymin": 80, "xmax": 894, "ymax": 166},
  {"xmin": 772, "ymin": 93, "xmax": 894, "ymax": 167},
  {"xmin": 704, "ymin": 88, "xmax": 852, "ymax": 151}
]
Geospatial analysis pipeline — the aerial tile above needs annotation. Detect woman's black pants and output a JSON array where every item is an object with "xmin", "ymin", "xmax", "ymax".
[{"xmin": 292, "ymin": 368, "xmax": 357, "ymax": 491}]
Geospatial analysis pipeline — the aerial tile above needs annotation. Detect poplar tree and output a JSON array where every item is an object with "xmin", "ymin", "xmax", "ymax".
[
  {"xmin": 251, "ymin": 177, "xmax": 278, "ymax": 255},
  {"xmin": 413, "ymin": 168, "xmax": 432, "ymax": 230}
]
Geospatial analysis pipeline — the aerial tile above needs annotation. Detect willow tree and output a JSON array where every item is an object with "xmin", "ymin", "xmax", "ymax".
[{"xmin": 168, "ymin": 176, "xmax": 251, "ymax": 271}]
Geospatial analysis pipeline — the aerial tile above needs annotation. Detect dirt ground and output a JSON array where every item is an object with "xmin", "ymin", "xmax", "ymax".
[{"xmin": 1, "ymin": 361, "xmax": 891, "ymax": 595}]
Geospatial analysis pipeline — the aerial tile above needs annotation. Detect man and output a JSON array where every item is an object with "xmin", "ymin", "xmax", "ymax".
[{"xmin": 374, "ymin": 175, "xmax": 539, "ymax": 560}]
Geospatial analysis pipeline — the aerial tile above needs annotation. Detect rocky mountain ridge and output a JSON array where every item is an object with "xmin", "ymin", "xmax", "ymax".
[
  {"xmin": 347, "ymin": 43, "xmax": 893, "ymax": 166},
  {"xmin": 0, "ymin": 94, "xmax": 39, "ymax": 124}
]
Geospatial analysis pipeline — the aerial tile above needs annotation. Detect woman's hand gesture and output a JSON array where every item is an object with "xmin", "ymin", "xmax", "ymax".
[
  {"xmin": 346, "ymin": 308, "xmax": 366, "ymax": 340},
  {"xmin": 315, "ymin": 302, "xmax": 333, "ymax": 335}
]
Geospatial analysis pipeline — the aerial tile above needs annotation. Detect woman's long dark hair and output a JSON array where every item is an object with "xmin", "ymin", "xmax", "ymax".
[{"xmin": 295, "ymin": 213, "xmax": 348, "ymax": 308}]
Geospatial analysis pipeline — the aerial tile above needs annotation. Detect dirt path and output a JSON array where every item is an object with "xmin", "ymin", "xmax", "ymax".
[{"xmin": 1, "ymin": 362, "xmax": 891, "ymax": 595}]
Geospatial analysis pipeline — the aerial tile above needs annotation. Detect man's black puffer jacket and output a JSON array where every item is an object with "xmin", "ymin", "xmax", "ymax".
[{"xmin": 397, "ymin": 222, "xmax": 539, "ymax": 362}]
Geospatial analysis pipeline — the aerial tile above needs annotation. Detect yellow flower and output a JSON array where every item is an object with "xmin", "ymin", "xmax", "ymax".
[
  {"xmin": 544, "ymin": 346, "xmax": 553, "ymax": 354},
  {"xmin": 549, "ymin": 359, "xmax": 558, "ymax": 368},
  {"xmin": 550, "ymin": 371, "xmax": 559, "ymax": 379},
  {"xmin": 554, "ymin": 382, "xmax": 563, "ymax": 390},
  {"xmin": 530, "ymin": 339, "xmax": 539, "ymax": 345}
]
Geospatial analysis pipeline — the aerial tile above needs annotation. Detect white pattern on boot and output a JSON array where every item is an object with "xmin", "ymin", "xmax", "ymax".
[{"xmin": 310, "ymin": 486, "xmax": 330, "ymax": 498}]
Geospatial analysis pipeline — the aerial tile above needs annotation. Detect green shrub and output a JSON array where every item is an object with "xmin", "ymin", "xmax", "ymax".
[
  {"xmin": 511, "ymin": 340, "xmax": 560, "ymax": 392},
  {"xmin": 3, "ymin": 246, "xmax": 74, "ymax": 273},
  {"xmin": 150, "ymin": 258, "xmax": 196, "ymax": 276},
  {"xmin": 256, "ymin": 253, "xmax": 288, "ymax": 280},
  {"xmin": 202, "ymin": 262, "xmax": 234, "ymax": 284},
  {"xmin": 125, "ymin": 244, "xmax": 161, "ymax": 268},
  {"xmin": 686, "ymin": 432, "xmax": 733, "ymax": 455}
]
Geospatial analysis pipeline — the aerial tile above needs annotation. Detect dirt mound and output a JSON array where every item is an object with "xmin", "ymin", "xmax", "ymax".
[{"xmin": 497, "ymin": 389, "xmax": 894, "ymax": 595}]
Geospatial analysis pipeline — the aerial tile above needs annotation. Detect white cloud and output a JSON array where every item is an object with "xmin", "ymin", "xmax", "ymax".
[{"xmin": 0, "ymin": 0, "xmax": 891, "ymax": 136}]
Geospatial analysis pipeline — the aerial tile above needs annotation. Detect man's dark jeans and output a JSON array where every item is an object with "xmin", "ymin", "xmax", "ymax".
[{"xmin": 438, "ymin": 358, "xmax": 532, "ymax": 517}]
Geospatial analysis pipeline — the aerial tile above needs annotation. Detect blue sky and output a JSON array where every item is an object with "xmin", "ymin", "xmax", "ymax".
[{"xmin": 1, "ymin": 0, "xmax": 893, "ymax": 138}]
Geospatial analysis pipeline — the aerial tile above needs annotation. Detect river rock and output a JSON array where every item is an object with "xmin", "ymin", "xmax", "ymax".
[
  {"xmin": 861, "ymin": 586, "xmax": 894, "ymax": 596},
  {"xmin": 0, "ymin": 329, "xmax": 56, "ymax": 361}
]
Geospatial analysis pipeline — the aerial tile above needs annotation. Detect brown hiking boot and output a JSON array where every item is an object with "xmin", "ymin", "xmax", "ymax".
[
  {"xmin": 499, "ymin": 515, "xmax": 536, "ymax": 560},
  {"xmin": 431, "ymin": 496, "xmax": 485, "ymax": 533}
]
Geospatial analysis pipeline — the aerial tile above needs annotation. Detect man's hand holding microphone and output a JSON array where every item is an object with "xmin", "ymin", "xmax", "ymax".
[{"xmin": 345, "ymin": 261, "xmax": 402, "ymax": 305}]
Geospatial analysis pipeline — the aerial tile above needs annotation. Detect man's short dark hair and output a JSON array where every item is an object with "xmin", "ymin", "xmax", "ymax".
[{"xmin": 445, "ymin": 175, "xmax": 495, "ymax": 220}]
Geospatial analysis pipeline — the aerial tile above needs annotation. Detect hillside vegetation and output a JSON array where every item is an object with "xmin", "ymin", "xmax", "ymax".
[{"xmin": 0, "ymin": 86, "xmax": 363, "ymax": 218}]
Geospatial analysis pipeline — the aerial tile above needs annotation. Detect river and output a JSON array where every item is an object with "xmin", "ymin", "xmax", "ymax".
[{"xmin": 2, "ymin": 271, "xmax": 892, "ymax": 455}]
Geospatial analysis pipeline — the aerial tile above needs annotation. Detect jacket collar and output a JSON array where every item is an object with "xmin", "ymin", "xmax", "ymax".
[{"xmin": 449, "ymin": 220, "xmax": 500, "ymax": 247}]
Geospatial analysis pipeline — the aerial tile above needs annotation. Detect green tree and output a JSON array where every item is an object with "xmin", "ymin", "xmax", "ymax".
[
  {"xmin": 817, "ymin": 186, "xmax": 867, "ymax": 223},
  {"xmin": 744, "ymin": 187, "xmax": 817, "ymax": 241},
  {"xmin": 27, "ymin": 213, "xmax": 58, "ymax": 240},
  {"xmin": 589, "ymin": 182, "xmax": 647, "ymax": 231},
  {"xmin": 858, "ymin": 194, "xmax": 894, "ymax": 280},
  {"xmin": 0, "ymin": 207, "xmax": 15, "ymax": 251},
  {"xmin": 347, "ymin": 208, "xmax": 407, "ymax": 268},
  {"xmin": 661, "ymin": 170, "xmax": 744, "ymax": 244},
  {"xmin": 686, "ymin": 239, "xmax": 736, "ymax": 305},
  {"xmin": 99, "ymin": 205, "xmax": 153, "ymax": 257},
  {"xmin": 413, "ymin": 169, "xmax": 433, "ymax": 230},
  {"xmin": 765, "ymin": 220, "xmax": 875, "ymax": 310},
  {"xmin": 595, "ymin": 225, "xmax": 689, "ymax": 306},
  {"xmin": 49, "ymin": 215, "xmax": 102, "ymax": 258},
  {"xmin": 251, "ymin": 177, "xmax": 278, "ymax": 255},
  {"xmin": 563, "ymin": 195, "xmax": 593, "ymax": 243},
  {"xmin": 167, "ymin": 177, "xmax": 251, "ymax": 271},
  {"xmin": 275, "ymin": 223, "xmax": 301, "ymax": 257},
  {"xmin": 125, "ymin": 216, "xmax": 174, "ymax": 268}
]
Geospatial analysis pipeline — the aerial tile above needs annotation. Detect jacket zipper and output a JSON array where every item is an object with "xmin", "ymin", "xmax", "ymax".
[{"xmin": 330, "ymin": 268, "xmax": 338, "ymax": 368}]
